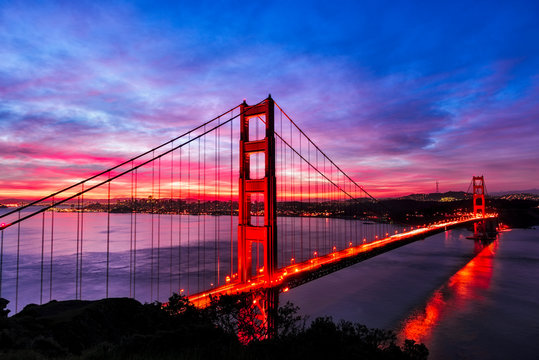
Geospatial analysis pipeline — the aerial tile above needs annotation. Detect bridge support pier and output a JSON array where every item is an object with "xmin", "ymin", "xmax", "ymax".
[{"xmin": 252, "ymin": 287, "xmax": 278, "ymax": 339}]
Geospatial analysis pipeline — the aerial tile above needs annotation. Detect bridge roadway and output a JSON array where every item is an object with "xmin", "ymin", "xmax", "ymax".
[{"xmin": 188, "ymin": 215, "xmax": 496, "ymax": 307}]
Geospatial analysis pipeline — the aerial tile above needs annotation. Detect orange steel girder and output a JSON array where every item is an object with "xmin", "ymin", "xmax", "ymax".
[{"xmin": 238, "ymin": 97, "xmax": 277, "ymax": 284}]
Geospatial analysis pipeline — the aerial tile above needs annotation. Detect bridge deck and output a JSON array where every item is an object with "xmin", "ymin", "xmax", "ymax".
[{"xmin": 189, "ymin": 216, "xmax": 496, "ymax": 307}]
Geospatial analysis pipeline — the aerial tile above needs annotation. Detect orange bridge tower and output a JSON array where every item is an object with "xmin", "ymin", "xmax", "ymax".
[
  {"xmin": 472, "ymin": 175, "xmax": 486, "ymax": 238},
  {"xmin": 237, "ymin": 96, "xmax": 278, "ymax": 339}
]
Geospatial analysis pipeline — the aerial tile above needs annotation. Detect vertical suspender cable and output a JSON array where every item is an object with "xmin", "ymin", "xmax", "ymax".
[
  {"xmin": 106, "ymin": 173, "xmax": 111, "ymax": 298},
  {"xmin": 351, "ymin": 182, "xmax": 354, "ymax": 245},
  {"xmin": 285, "ymin": 120, "xmax": 289, "ymax": 262},
  {"xmin": 170, "ymin": 144, "xmax": 174, "ymax": 297},
  {"xmin": 157, "ymin": 156, "xmax": 161, "ymax": 301},
  {"xmin": 187, "ymin": 136, "xmax": 191, "ymax": 295},
  {"xmin": 130, "ymin": 162, "xmax": 134, "ymax": 298},
  {"xmin": 178, "ymin": 147, "xmax": 182, "ymax": 292},
  {"xmin": 76, "ymin": 194, "xmax": 80, "ymax": 298},
  {"xmin": 151, "ymin": 151, "xmax": 155, "ymax": 301},
  {"xmin": 308, "ymin": 141, "xmax": 311, "ymax": 259},
  {"xmin": 0, "ymin": 228, "xmax": 3, "ymax": 298},
  {"xmin": 323, "ymin": 157, "xmax": 327, "ymax": 254},
  {"xmin": 355, "ymin": 183, "xmax": 358, "ymax": 246},
  {"xmin": 315, "ymin": 148, "xmax": 319, "ymax": 254},
  {"xmin": 197, "ymin": 138, "xmax": 201, "ymax": 292},
  {"xmin": 49, "ymin": 197, "xmax": 54, "ymax": 301},
  {"xmin": 80, "ymin": 185, "xmax": 84, "ymax": 299},
  {"xmin": 215, "ymin": 119, "xmax": 219, "ymax": 286},
  {"xmin": 15, "ymin": 211, "xmax": 21, "ymax": 312},
  {"xmin": 279, "ymin": 110, "xmax": 284, "ymax": 267},
  {"xmin": 203, "ymin": 127, "xmax": 206, "ymax": 287},
  {"xmin": 330, "ymin": 166, "xmax": 333, "ymax": 250},
  {"xmin": 40, "ymin": 212, "xmax": 45, "ymax": 304},
  {"xmin": 300, "ymin": 132, "xmax": 303, "ymax": 261},
  {"xmin": 293, "ymin": 123, "xmax": 296, "ymax": 260},
  {"xmin": 133, "ymin": 169, "xmax": 138, "ymax": 299}
]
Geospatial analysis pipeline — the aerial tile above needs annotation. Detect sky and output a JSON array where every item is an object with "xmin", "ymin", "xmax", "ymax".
[{"xmin": 1, "ymin": 0, "xmax": 538, "ymax": 199}]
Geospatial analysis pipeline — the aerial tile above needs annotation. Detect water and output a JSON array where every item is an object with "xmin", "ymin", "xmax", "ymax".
[
  {"xmin": 0, "ymin": 207, "xmax": 398, "ymax": 311},
  {"xmin": 282, "ymin": 227, "xmax": 539, "ymax": 360},
  {"xmin": 2, "ymin": 207, "xmax": 537, "ymax": 359}
]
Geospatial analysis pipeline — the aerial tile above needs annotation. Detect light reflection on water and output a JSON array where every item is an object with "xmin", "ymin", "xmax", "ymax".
[
  {"xmin": 283, "ymin": 227, "xmax": 539, "ymax": 360},
  {"xmin": 398, "ymin": 240, "xmax": 497, "ymax": 344}
]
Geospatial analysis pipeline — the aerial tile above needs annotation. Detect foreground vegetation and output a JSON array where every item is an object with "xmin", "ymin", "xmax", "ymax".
[{"xmin": 0, "ymin": 293, "xmax": 428, "ymax": 359}]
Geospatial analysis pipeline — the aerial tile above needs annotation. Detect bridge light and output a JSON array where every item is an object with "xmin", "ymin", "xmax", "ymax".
[
  {"xmin": 283, "ymin": 287, "xmax": 289, "ymax": 293},
  {"xmin": 225, "ymin": 276, "xmax": 231, "ymax": 282}
]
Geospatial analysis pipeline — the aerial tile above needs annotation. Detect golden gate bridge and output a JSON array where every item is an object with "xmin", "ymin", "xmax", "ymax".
[{"xmin": 0, "ymin": 96, "xmax": 495, "ymax": 336}]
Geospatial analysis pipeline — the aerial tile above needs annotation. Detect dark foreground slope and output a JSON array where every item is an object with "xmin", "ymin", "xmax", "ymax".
[{"xmin": 0, "ymin": 295, "xmax": 427, "ymax": 360}]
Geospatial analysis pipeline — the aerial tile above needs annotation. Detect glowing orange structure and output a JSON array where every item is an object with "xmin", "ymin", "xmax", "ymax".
[
  {"xmin": 472, "ymin": 175, "xmax": 486, "ymax": 238},
  {"xmin": 472, "ymin": 176, "xmax": 486, "ymax": 218},
  {"xmin": 237, "ymin": 96, "xmax": 278, "ymax": 337},
  {"xmin": 238, "ymin": 96, "xmax": 277, "ymax": 283}
]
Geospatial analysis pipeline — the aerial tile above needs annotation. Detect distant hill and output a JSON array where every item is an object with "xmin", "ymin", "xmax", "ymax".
[
  {"xmin": 394, "ymin": 191, "xmax": 470, "ymax": 202},
  {"xmin": 499, "ymin": 193, "xmax": 539, "ymax": 201},
  {"xmin": 391, "ymin": 190, "xmax": 539, "ymax": 202},
  {"xmin": 490, "ymin": 189, "xmax": 539, "ymax": 196}
]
